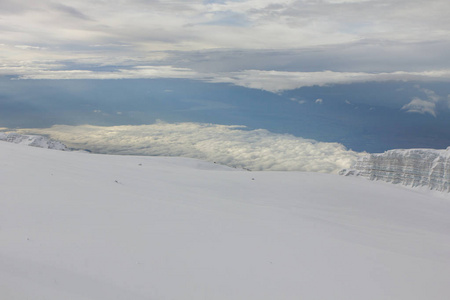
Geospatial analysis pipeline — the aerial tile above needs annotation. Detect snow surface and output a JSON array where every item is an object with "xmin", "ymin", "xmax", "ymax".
[
  {"xmin": 1, "ymin": 141, "xmax": 450, "ymax": 300},
  {"xmin": 0, "ymin": 132, "xmax": 67, "ymax": 150}
]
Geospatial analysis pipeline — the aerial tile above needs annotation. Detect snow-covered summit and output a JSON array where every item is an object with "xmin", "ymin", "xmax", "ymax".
[
  {"xmin": 340, "ymin": 147, "xmax": 450, "ymax": 192},
  {"xmin": 0, "ymin": 132, "xmax": 67, "ymax": 150},
  {"xmin": 1, "ymin": 141, "xmax": 450, "ymax": 299}
]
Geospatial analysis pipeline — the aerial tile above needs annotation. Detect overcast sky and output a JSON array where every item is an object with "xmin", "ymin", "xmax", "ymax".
[{"xmin": 1, "ymin": 0, "xmax": 450, "ymax": 87}]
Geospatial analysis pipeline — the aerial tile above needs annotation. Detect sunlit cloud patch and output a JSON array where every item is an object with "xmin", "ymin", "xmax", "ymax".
[{"xmin": 18, "ymin": 122, "xmax": 363, "ymax": 173}]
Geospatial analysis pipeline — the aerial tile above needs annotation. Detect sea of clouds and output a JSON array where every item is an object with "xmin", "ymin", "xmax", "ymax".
[{"xmin": 18, "ymin": 122, "xmax": 363, "ymax": 173}]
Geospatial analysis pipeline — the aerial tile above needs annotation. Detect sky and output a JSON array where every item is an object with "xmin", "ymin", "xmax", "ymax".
[{"xmin": 1, "ymin": 0, "xmax": 450, "ymax": 170}]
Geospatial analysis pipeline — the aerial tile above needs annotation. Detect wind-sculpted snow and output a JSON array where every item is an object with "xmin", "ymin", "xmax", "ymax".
[
  {"xmin": 0, "ymin": 132, "xmax": 67, "ymax": 150},
  {"xmin": 341, "ymin": 147, "xmax": 450, "ymax": 192}
]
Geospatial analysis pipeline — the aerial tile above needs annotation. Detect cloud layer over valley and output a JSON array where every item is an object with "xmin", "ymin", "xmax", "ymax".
[{"xmin": 17, "ymin": 123, "xmax": 362, "ymax": 173}]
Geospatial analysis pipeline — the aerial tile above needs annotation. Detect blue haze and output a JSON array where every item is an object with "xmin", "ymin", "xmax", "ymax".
[{"xmin": 1, "ymin": 76, "xmax": 450, "ymax": 153}]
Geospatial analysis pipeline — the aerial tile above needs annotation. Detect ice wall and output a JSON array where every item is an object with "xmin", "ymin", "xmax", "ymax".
[
  {"xmin": 340, "ymin": 148, "xmax": 450, "ymax": 192},
  {"xmin": 0, "ymin": 132, "xmax": 67, "ymax": 150}
]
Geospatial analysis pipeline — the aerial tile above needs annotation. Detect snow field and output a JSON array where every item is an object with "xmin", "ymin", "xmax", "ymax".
[{"xmin": 1, "ymin": 141, "xmax": 450, "ymax": 299}]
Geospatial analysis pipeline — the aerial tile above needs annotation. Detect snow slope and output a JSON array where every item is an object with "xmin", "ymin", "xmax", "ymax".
[
  {"xmin": 0, "ymin": 132, "xmax": 67, "ymax": 150},
  {"xmin": 341, "ymin": 148, "xmax": 450, "ymax": 192},
  {"xmin": 1, "ymin": 141, "xmax": 450, "ymax": 300}
]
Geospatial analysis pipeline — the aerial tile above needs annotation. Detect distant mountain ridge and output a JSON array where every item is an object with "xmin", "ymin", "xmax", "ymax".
[
  {"xmin": 0, "ymin": 132, "xmax": 67, "ymax": 150},
  {"xmin": 341, "ymin": 148, "xmax": 450, "ymax": 192}
]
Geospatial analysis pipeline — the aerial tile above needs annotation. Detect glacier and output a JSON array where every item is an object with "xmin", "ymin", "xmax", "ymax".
[
  {"xmin": 2, "ymin": 138, "xmax": 450, "ymax": 300},
  {"xmin": 0, "ymin": 132, "xmax": 67, "ymax": 150},
  {"xmin": 340, "ymin": 147, "xmax": 450, "ymax": 192}
]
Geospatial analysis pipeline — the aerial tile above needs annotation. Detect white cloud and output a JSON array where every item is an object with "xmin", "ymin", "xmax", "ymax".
[
  {"xmin": 17, "ymin": 66, "xmax": 199, "ymax": 80},
  {"xmin": 289, "ymin": 98, "xmax": 306, "ymax": 104},
  {"xmin": 14, "ymin": 45, "xmax": 46, "ymax": 50},
  {"xmin": 13, "ymin": 66, "xmax": 450, "ymax": 93},
  {"xmin": 213, "ymin": 69, "xmax": 450, "ymax": 92},
  {"xmin": 401, "ymin": 98, "xmax": 436, "ymax": 117},
  {"xmin": 401, "ymin": 86, "xmax": 446, "ymax": 117},
  {"xmin": 17, "ymin": 123, "xmax": 363, "ymax": 173}
]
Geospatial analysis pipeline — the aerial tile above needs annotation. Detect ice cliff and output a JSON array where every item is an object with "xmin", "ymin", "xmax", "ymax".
[
  {"xmin": 0, "ymin": 132, "xmax": 67, "ymax": 150},
  {"xmin": 340, "ymin": 148, "xmax": 450, "ymax": 192}
]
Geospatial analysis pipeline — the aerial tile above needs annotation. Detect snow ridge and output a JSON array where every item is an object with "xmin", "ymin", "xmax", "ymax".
[
  {"xmin": 340, "ymin": 147, "xmax": 450, "ymax": 192},
  {"xmin": 0, "ymin": 132, "xmax": 67, "ymax": 150}
]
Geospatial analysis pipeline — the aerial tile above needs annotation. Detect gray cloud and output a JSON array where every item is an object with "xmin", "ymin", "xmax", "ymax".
[
  {"xmin": 0, "ymin": 0, "xmax": 449, "ymax": 78},
  {"xmin": 165, "ymin": 41, "xmax": 450, "ymax": 73},
  {"xmin": 17, "ymin": 123, "xmax": 363, "ymax": 173},
  {"xmin": 51, "ymin": 3, "xmax": 92, "ymax": 21},
  {"xmin": 420, "ymin": 88, "xmax": 441, "ymax": 103},
  {"xmin": 0, "ymin": 0, "xmax": 45, "ymax": 15}
]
